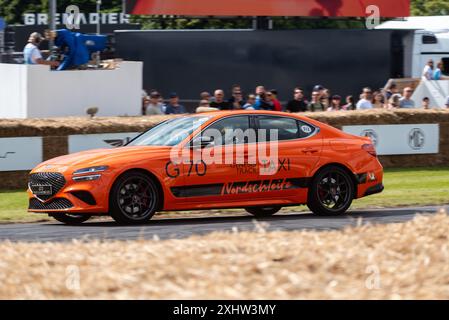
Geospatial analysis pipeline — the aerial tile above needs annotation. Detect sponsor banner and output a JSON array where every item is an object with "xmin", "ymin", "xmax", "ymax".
[
  {"xmin": 0, "ymin": 137, "xmax": 43, "ymax": 171},
  {"xmin": 68, "ymin": 132, "xmax": 140, "ymax": 153},
  {"xmin": 342, "ymin": 124, "xmax": 439, "ymax": 155},
  {"xmin": 23, "ymin": 13, "xmax": 130, "ymax": 26},
  {"xmin": 127, "ymin": 0, "xmax": 410, "ymax": 18}
]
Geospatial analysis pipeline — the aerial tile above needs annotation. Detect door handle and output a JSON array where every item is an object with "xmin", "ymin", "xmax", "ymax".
[{"xmin": 302, "ymin": 148, "xmax": 319, "ymax": 154}]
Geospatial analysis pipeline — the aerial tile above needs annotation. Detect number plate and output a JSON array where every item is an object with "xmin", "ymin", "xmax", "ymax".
[{"xmin": 32, "ymin": 185, "xmax": 53, "ymax": 196}]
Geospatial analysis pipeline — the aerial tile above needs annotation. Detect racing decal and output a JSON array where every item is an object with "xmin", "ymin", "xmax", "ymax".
[
  {"xmin": 277, "ymin": 158, "xmax": 291, "ymax": 172},
  {"xmin": 170, "ymin": 178, "xmax": 309, "ymax": 198},
  {"xmin": 300, "ymin": 125, "xmax": 312, "ymax": 134},
  {"xmin": 222, "ymin": 178, "xmax": 301, "ymax": 195},
  {"xmin": 165, "ymin": 160, "xmax": 208, "ymax": 178},
  {"xmin": 187, "ymin": 160, "xmax": 207, "ymax": 177},
  {"xmin": 231, "ymin": 158, "xmax": 291, "ymax": 175},
  {"xmin": 231, "ymin": 164, "xmax": 258, "ymax": 175},
  {"xmin": 165, "ymin": 161, "xmax": 180, "ymax": 178}
]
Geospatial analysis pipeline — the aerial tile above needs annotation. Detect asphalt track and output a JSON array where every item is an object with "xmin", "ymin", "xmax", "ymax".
[{"xmin": 0, "ymin": 205, "xmax": 447, "ymax": 242}]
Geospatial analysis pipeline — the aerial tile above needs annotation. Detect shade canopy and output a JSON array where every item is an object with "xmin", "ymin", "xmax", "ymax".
[{"xmin": 127, "ymin": 0, "xmax": 410, "ymax": 18}]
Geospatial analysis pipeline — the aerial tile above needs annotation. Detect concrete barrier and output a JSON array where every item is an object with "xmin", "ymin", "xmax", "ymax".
[
  {"xmin": 0, "ymin": 61, "xmax": 143, "ymax": 118},
  {"xmin": 0, "ymin": 110, "xmax": 448, "ymax": 190}
]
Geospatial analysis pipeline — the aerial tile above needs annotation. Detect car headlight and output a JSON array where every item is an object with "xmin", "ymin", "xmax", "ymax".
[{"xmin": 72, "ymin": 166, "xmax": 109, "ymax": 182}]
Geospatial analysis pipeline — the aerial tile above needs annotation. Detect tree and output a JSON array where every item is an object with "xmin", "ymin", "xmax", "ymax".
[{"xmin": 411, "ymin": 0, "xmax": 449, "ymax": 16}]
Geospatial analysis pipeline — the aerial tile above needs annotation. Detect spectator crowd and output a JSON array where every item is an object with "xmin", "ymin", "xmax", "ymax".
[{"xmin": 142, "ymin": 59, "xmax": 449, "ymax": 115}]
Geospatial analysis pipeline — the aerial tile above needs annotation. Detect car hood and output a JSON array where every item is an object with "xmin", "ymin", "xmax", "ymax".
[{"xmin": 34, "ymin": 146, "xmax": 172, "ymax": 172}]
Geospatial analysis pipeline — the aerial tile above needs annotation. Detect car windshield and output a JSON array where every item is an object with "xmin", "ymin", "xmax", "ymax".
[{"xmin": 127, "ymin": 116, "xmax": 211, "ymax": 147}]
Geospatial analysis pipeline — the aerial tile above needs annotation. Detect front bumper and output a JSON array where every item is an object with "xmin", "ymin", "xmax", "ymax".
[{"xmin": 28, "ymin": 172, "xmax": 112, "ymax": 215}]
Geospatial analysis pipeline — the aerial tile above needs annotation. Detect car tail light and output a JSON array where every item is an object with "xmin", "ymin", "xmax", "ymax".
[{"xmin": 362, "ymin": 144, "xmax": 377, "ymax": 157}]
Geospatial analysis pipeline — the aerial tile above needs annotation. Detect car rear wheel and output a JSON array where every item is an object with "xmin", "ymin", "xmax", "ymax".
[
  {"xmin": 109, "ymin": 171, "xmax": 160, "ymax": 224},
  {"xmin": 51, "ymin": 213, "xmax": 91, "ymax": 225},
  {"xmin": 245, "ymin": 206, "xmax": 282, "ymax": 217},
  {"xmin": 307, "ymin": 166, "xmax": 354, "ymax": 216}
]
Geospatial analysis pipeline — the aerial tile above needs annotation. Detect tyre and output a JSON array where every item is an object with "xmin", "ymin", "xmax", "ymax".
[
  {"xmin": 307, "ymin": 166, "xmax": 354, "ymax": 216},
  {"xmin": 51, "ymin": 213, "xmax": 91, "ymax": 225},
  {"xmin": 109, "ymin": 171, "xmax": 160, "ymax": 224},
  {"xmin": 245, "ymin": 206, "xmax": 282, "ymax": 217}
]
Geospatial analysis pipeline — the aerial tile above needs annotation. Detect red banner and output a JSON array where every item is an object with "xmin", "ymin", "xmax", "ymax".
[{"xmin": 128, "ymin": 0, "xmax": 410, "ymax": 18}]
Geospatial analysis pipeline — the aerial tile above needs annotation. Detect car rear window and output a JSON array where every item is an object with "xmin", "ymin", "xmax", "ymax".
[{"xmin": 257, "ymin": 116, "xmax": 299, "ymax": 142}]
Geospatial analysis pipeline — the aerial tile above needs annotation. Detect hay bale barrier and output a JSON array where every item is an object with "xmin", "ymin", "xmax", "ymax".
[
  {"xmin": 1, "ymin": 110, "xmax": 449, "ymax": 189},
  {"xmin": 0, "ymin": 213, "xmax": 448, "ymax": 299}
]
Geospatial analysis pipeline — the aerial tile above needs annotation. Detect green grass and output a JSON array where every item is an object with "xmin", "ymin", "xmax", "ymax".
[
  {"xmin": 0, "ymin": 190, "xmax": 50, "ymax": 223},
  {"xmin": 352, "ymin": 167, "xmax": 449, "ymax": 209},
  {"xmin": 1, "ymin": 167, "xmax": 449, "ymax": 223}
]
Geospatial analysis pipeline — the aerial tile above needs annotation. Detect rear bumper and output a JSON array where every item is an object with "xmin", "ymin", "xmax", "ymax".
[{"xmin": 363, "ymin": 183, "xmax": 384, "ymax": 197}]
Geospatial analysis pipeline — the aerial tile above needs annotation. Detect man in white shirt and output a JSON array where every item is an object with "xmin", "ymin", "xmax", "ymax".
[
  {"xmin": 23, "ymin": 32, "xmax": 59, "ymax": 67},
  {"xmin": 356, "ymin": 87, "xmax": 373, "ymax": 110},
  {"xmin": 144, "ymin": 91, "xmax": 164, "ymax": 115},
  {"xmin": 422, "ymin": 59, "xmax": 434, "ymax": 80},
  {"xmin": 399, "ymin": 87, "xmax": 416, "ymax": 108}
]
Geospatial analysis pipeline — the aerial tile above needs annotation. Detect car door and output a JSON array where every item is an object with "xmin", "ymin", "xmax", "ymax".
[
  {"xmin": 253, "ymin": 115, "xmax": 323, "ymax": 202},
  {"xmin": 172, "ymin": 115, "xmax": 261, "ymax": 205}
]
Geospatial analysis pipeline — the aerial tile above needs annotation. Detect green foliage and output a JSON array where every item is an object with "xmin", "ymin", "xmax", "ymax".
[
  {"xmin": 411, "ymin": 0, "xmax": 449, "ymax": 16},
  {"xmin": 130, "ymin": 15, "xmax": 252, "ymax": 30}
]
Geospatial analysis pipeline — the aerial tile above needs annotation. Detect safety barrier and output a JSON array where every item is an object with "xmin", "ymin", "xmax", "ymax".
[{"xmin": 1, "ymin": 109, "xmax": 448, "ymax": 189}]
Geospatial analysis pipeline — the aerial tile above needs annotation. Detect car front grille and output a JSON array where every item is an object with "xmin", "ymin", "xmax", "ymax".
[
  {"xmin": 29, "ymin": 198, "xmax": 74, "ymax": 210},
  {"xmin": 29, "ymin": 172, "xmax": 66, "ymax": 201}
]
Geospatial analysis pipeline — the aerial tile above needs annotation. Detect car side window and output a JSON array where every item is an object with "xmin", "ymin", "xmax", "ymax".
[
  {"xmin": 202, "ymin": 116, "xmax": 252, "ymax": 145},
  {"xmin": 257, "ymin": 116, "xmax": 299, "ymax": 142},
  {"xmin": 297, "ymin": 120, "xmax": 316, "ymax": 138}
]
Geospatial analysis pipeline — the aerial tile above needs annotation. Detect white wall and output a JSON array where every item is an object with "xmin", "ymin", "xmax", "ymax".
[
  {"xmin": 412, "ymin": 80, "xmax": 449, "ymax": 108},
  {"xmin": 0, "ymin": 61, "xmax": 143, "ymax": 118},
  {"xmin": 0, "ymin": 64, "xmax": 28, "ymax": 118}
]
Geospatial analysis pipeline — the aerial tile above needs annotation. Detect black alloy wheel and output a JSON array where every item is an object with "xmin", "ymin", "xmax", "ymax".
[
  {"xmin": 109, "ymin": 171, "xmax": 160, "ymax": 224},
  {"xmin": 307, "ymin": 166, "xmax": 354, "ymax": 216}
]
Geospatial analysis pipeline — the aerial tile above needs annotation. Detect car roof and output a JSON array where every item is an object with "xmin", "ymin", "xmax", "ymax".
[
  {"xmin": 193, "ymin": 110, "xmax": 353, "ymax": 139},
  {"xmin": 196, "ymin": 110, "xmax": 308, "ymax": 120}
]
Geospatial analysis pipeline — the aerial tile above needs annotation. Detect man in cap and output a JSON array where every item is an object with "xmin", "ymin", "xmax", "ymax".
[
  {"xmin": 165, "ymin": 92, "xmax": 187, "ymax": 114},
  {"xmin": 23, "ymin": 32, "xmax": 59, "ymax": 67},
  {"xmin": 144, "ymin": 91, "xmax": 164, "ymax": 115}
]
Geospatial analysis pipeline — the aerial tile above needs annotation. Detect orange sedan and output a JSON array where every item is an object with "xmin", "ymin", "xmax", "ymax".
[{"xmin": 28, "ymin": 111, "xmax": 383, "ymax": 224}]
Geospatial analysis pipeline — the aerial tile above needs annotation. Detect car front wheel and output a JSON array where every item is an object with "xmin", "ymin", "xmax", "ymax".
[
  {"xmin": 307, "ymin": 166, "xmax": 354, "ymax": 216},
  {"xmin": 109, "ymin": 171, "xmax": 160, "ymax": 224}
]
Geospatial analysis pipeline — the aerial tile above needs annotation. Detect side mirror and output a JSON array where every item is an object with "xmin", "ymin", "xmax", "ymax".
[{"xmin": 192, "ymin": 136, "xmax": 215, "ymax": 149}]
